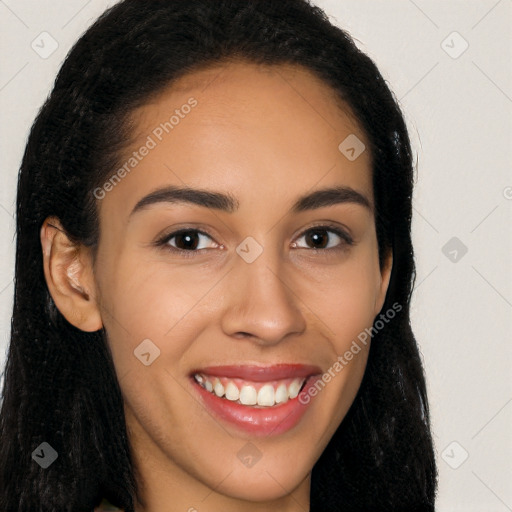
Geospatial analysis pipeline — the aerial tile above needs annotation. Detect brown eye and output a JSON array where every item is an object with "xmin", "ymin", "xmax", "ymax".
[
  {"xmin": 160, "ymin": 229, "xmax": 217, "ymax": 252},
  {"xmin": 304, "ymin": 229, "xmax": 329, "ymax": 249},
  {"xmin": 173, "ymin": 231, "xmax": 201, "ymax": 250},
  {"xmin": 294, "ymin": 226, "xmax": 352, "ymax": 250}
]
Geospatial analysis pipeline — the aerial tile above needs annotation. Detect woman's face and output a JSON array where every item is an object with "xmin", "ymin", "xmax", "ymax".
[{"xmin": 90, "ymin": 62, "xmax": 391, "ymax": 510}]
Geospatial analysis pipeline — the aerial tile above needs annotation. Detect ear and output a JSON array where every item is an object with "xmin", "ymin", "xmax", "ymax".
[
  {"xmin": 40, "ymin": 216, "xmax": 103, "ymax": 332},
  {"xmin": 374, "ymin": 248, "xmax": 393, "ymax": 315}
]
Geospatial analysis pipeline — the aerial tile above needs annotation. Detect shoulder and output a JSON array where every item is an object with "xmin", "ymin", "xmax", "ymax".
[{"xmin": 93, "ymin": 498, "xmax": 124, "ymax": 511}]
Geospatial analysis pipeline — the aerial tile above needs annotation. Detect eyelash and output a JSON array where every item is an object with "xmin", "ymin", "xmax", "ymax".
[{"xmin": 154, "ymin": 224, "xmax": 353, "ymax": 258}]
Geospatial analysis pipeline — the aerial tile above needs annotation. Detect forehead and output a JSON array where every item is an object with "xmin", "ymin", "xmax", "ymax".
[
  {"xmin": 136, "ymin": 60, "xmax": 366, "ymax": 142},
  {"xmin": 98, "ymin": 60, "xmax": 373, "ymax": 221}
]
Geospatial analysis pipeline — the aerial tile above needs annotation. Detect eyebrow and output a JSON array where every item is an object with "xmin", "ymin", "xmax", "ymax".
[{"xmin": 129, "ymin": 184, "xmax": 372, "ymax": 217}]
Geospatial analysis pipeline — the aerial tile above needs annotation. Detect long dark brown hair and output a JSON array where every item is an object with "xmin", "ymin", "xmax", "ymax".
[{"xmin": 0, "ymin": 1, "xmax": 437, "ymax": 510}]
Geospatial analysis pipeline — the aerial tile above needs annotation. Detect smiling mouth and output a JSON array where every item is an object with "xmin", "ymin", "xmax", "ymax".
[
  {"xmin": 189, "ymin": 364, "xmax": 322, "ymax": 436},
  {"xmin": 193, "ymin": 373, "xmax": 308, "ymax": 407},
  {"xmin": 189, "ymin": 363, "xmax": 322, "ymax": 408}
]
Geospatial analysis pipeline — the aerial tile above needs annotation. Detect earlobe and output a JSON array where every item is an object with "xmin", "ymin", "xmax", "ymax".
[{"xmin": 40, "ymin": 217, "xmax": 103, "ymax": 332}]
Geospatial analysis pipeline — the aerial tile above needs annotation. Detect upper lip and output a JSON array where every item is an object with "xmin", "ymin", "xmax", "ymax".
[{"xmin": 190, "ymin": 364, "xmax": 322, "ymax": 382}]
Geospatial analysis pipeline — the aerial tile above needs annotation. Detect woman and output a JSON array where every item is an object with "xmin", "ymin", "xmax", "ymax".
[{"xmin": 0, "ymin": 0, "xmax": 438, "ymax": 510}]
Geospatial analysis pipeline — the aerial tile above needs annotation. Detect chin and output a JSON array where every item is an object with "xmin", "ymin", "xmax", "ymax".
[{"xmin": 208, "ymin": 463, "xmax": 309, "ymax": 503}]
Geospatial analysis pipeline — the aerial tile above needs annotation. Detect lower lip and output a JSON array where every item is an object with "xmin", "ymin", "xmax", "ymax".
[{"xmin": 192, "ymin": 375, "xmax": 320, "ymax": 437}]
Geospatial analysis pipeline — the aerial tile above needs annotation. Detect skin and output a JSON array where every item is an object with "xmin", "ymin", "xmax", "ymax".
[{"xmin": 41, "ymin": 61, "xmax": 392, "ymax": 512}]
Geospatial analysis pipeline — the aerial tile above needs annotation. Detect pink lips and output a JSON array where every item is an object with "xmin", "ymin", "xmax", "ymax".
[
  {"xmin": 194, "ymin": 364, "xmax": 321, "ymax": 381},
  {"xmin": 190, "ymin": 364, "xmax": 322, "ymax": 436}
]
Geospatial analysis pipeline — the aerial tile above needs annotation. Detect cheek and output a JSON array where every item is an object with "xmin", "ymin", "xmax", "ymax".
[
  {"xmin": 301, "ymin": 264, "xmax": 379, "ymax": 440},
  {"xmin": 94, "ymin": 249, "xmax": 217, "ymax": 381},
  {"xmin": 297, "ymin": 249, "xmax": 379, "ymax": 413},
  {"xmin": 307, "ymin": 254, "xmax": 381, "ymax": 348}
]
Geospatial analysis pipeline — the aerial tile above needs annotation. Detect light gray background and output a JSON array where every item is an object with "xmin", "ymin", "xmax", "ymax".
[{"xmin": 1, "ymin": 1, "xmax": 511, "ymax": 510}]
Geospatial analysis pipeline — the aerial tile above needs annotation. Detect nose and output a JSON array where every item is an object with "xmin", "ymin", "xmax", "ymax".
[{"xmin": 220, "ymin": 247, "xmax": 306, "ymax": 347}]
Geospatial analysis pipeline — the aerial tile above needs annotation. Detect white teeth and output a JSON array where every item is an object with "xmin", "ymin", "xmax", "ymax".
[
  {"xmin": 288, "ymin": 380, "xmax": 301, "ymax": 399},
  {"xmin": 193, "ymin": 374, "xmax": 306, "ymax": 407},
  {"xmin": 224, "ymin": 382, "xmax": 240, "ymax": 401},
  {"xmin": 275, "ymin": 383, "xmax": 288, "ymax": 404},
  {"xmin": 257, "ymin": 384, "xmax": 275, "ymax": 406},
  {"xmin": 213, "ymin": 379, "xmax": 224, "ymax": 398},
  {"xmin": 239, "ymin": 385, "xmax": 258, "ymax": 405}
]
